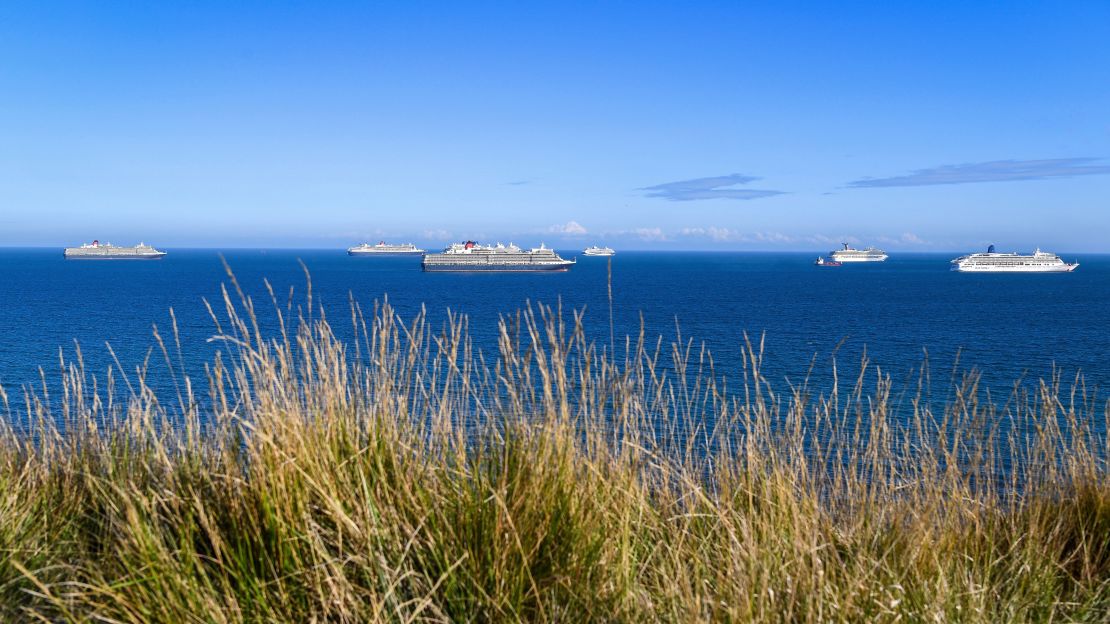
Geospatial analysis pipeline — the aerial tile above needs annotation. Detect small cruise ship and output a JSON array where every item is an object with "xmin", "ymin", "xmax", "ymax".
[
  {"xmin": 950, "ymin": 245, "xmax": 1078, "ymax": 273},
  {"xmin": 347, "ymin": 241, "xmax": 425, "ymax": 255},
  {"xmin": 422, "ymin": 241, "xmax": 575, "ymax": 272},
  {"xmin": 582, "ymin": 246, "xmax": 616, "ymax": 257},
  {"xmin": 829, "ymin": 243, "xmax": 888, "ymax": 262},
  {"xmin": 63, "ymin": 240, "xmax": 166, "ymax": 259}
]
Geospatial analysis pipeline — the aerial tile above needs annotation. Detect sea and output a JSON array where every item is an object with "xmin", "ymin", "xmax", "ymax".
[{"xmin": 2, "ymin": 248, "xmax": 1108, "ymax": 422}]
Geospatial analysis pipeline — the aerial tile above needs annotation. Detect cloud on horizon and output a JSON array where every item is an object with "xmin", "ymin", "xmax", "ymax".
[
  {"xmin": 849, "ymin": 158, "xmax": 1110, "ymax": 188},
  {"xmin": 630, "ymin": 227, "xmax": 667, "ymax": 241},
  {"xmin": 548, "ymin": 220, "xmax": 588, "ymax": 235},
  {"xmin": 679, "ymin": 227, "xmax": 795, "ymax": 243},
  {"xmin": 877, "ymin": 232, "xmax": 929, "ymax": 246},
  {"xmin": 676, "ymin": 228, "xmax": 933, "ymax": 247},
  {"xmin": 640, "ymin": 173, "xmax": 785, "ymax": 201}
]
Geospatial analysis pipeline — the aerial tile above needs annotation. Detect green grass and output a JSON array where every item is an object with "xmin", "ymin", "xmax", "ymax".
[{"xmin": 1, "ymin": 276, "xmax": 1109, "ymax": 622}]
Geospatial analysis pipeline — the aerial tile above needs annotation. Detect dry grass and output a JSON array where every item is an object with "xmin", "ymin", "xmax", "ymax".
[{"xmin": 0, "ymin": 272, "xmax": 1108, "ymax": 622}]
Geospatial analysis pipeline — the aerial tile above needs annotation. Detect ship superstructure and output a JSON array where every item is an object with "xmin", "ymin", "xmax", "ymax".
[
  {"xmin": 63, "ymin": 240, "xmax": 166, "ymax": 259},
  {"xmin": 950, "ymin": 245, "xmax": 1078, "ymax": 273},
  {"xmin": 582, "ymin": 246, "xmax": 616, "ymax": 256},
  {"xmin": 422, "ymin": 241, "xmax": 575, "ymax": 272},
  {"xmin": 347, "ymin": 241, "xmax": 425, "ymax": 255},
  {"xmin": 829, "ymin": 243, "xmax": 888, "ymax": 262}
]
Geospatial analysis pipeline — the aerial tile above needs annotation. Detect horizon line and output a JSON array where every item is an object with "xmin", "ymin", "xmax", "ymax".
[{"xmin": 1, "ymin": 244, "xmax": 1106, "ymax": 255}]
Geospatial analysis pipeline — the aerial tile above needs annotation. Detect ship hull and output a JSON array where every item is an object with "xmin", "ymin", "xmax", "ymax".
[
  {"xmin": 348, "ymin": 250, "xmax": 424, "ymax": 256},
  {"xmin": 951, "ymin": 263, "xmax": 1078, "ymax": 273},
  {"xmin": 830, "ymin": 255, "xmax": 887, "ymax": 262},
  {"xmin": 64, "ymin": 252, "xmax": 166, "ymax": 259},
  {"xmin": 422, "ymin": 262, "xmax": 573, "ymax": 272}
]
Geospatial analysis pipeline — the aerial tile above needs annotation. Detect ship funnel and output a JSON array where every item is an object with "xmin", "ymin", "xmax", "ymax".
[{"xmin": 987, "ymin": 244, "xmax": 995, "ymax": 253}]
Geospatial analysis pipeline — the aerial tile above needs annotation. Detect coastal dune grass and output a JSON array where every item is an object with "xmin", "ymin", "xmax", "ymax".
[{"xmin": 1, "ymin": 276, "xmax": 1109, "ymax": 622}]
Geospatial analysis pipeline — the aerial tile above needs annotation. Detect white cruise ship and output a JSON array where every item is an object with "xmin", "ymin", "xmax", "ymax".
[
  {"xmin": 829, "ymin": 243, "xmax": 888, "ymax": 262},
  {"xmin": 582, "ymin": 246, "xmax": 615, "ymax": 256},
  {"xmin": 950, "ymin": 245, "xmax": 1078, "ymax": 273},
  {"xmin": 422, "ymin": 241, "xmax": 575, "ymax": 272},
  {"xmin": 64, "ymin": 240, "xmax": 166, "ymax": 259},
  {"xmin": 347, "ymin": 241, "xmax": 425, "ymax": 255}
]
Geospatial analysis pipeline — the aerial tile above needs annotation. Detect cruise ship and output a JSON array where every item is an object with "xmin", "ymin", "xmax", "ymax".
[
  {"xmin": 347, "ymin": 241, "xmax": 425, "ymax": 255},
  {"xmin": 829, "ymin": 243, "xmax": 888, "ymax": 262},
  {"xmin": 950, "ymin": 245, "xmax": 1078, "ymax": 273},
  {"xmin": 422, "ymin": 241, "xmax": 575, "ymax": 272},
  {"xmin": 63, "ymin": 240, "xmax": 166, "ymax": 259},
  {"xmin": 582, "ymin": 246, "xmax": 616, "ymax": 256}
]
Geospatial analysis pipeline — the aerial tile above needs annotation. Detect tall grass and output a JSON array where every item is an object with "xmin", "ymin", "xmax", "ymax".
[{"xmin": 1, "ymin": 273, "xmax": 1109, "ymax": 622}]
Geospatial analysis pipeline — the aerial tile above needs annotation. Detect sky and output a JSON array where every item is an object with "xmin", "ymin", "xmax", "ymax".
[{"xmin": 1, "ymin": 1, "xmax": 1108, "ymax": 251}]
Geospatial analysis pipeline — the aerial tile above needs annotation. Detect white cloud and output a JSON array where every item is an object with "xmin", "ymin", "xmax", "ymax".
[
  {"xmin": 752, "ymin": 231, "xmax": 794, "ymax": 243},
  {"xmin": 708, "ymin": 227, "xmax": 736, "ymax": 242},
  {"xmin": 876, "ymin": 232, "xmax": 929, "ymax": 246},
  {"xmin": 632, "ymin": 227, "xmax": 667, "ymax": 241},
  {"xmin": 336, "ymin": 228, "xmax": 387, "ymax": 241},
  {"xmin": 422, "ymin": 229, "xmax": 452, "ymax": 241},
  {"xmin": 807, "ymin": 234, "xmax": 860, "ymax": 246},
  {"xmin": 680, "ymin": 226, "xmax": 735, "ymax": 241},
  {"xmin": 548, "ymin": 220, "xmax": 588, "ymax": 235},
  {"xmin": 680, "ymin": 227, "xmax": 796, "ymax": 243}
]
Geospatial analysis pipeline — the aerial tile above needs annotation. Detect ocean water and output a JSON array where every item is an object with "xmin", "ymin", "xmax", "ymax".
[{"xmin": 1, "ymin": 248, "xmax": 1108, "ymax": 417}]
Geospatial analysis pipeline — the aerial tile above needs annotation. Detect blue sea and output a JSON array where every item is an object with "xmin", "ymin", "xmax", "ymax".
[{"xmin": 2, "ymin": 248, "xmax": 1108, "ymax": 417}]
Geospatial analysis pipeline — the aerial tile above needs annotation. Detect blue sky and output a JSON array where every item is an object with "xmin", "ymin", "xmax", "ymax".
[{"xmin": 1, "ymin": 1, "xmax": 1108, "ymax": 251}]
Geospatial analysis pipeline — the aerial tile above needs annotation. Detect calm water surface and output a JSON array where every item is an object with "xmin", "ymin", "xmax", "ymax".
[{"xmin": 1, "ymin": 248, "xmax": 1108, "ymax": 418}]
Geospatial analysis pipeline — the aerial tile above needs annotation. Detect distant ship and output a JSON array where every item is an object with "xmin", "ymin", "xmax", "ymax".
[
  {"xmin": 422, "ymin": 241, "xmax": 575, "ymax": 272},
  {"xmin": 347, "ymin": 241, "xmax": 425, "ymax": 255},
  {"xmin": 582, "ymin": 246, "xmax": 616, "ymax": 256},
  {"xmin": 63, "ymin": 240, "xmax": 166, "ymax": 259},
  {"xmin": 830, "ymin": 243, "xmax": 888, "ymax": 262},
  {"xmin": 814, "ymin": 256, "xmax": 842, "ymax": 267},
  {"xmin": 951, "ymin": 245, "xmax": 1078, "ymax": 273}
]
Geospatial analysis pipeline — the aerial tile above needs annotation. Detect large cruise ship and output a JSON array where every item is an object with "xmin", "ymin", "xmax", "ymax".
[
  {"xmin": 347, "ymin": 241, "xmax": 425, "ymax": 255},
  {"xmin": 63, "ymin": 240, "xmax": 166, "ymax": 259},
  {"xmin": 951, "ymin": 245, "xmax": 1078, "ymax": 273},
  {"xmin": 829, "ymin": 243, "xmax": 888, "ymax": 262},
  {"xmin": 582, "ymin": 246, "xmax": 615, "ymax": 256},
  {"xmin": 422, "ymin": 241, "xmax": 575, "ymax": 272}
]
